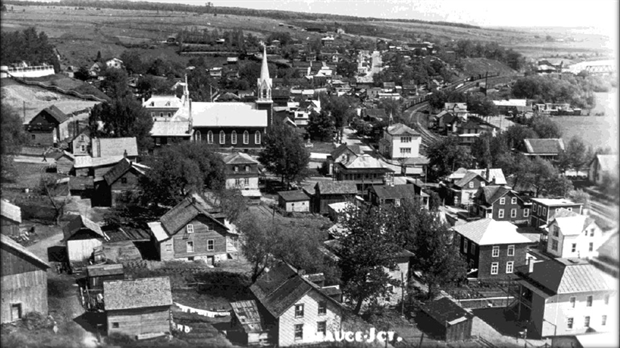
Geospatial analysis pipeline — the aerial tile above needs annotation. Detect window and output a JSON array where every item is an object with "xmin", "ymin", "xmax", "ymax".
[
  {"xmin": 584, "ymin": 316, "xmax": 590, "ymax": 327},
  {"xmin": 570, "ymin": 297, "xmax": 575, "ymax": 308},
  {"xmin": 112, "ymin": 322, "xmax": 119, "ymax": 328},
  {"xmin": 507, "ymin": 245, "xmax": 515, "ymax": 256},
  {"xmin": 543, "ymin": 207, "xmax": 547, "ymax": 216},
  {"xmin": 219, "ymin": 131, "xmax": 226, "ymax": 144},
  {"xmin": 317, "ymin": 321, "xmax": 326, "ymax": 335},
  {"xmin": 567, "ymin": 207, "xmax": 572, "ymax": 212},
  {"xmin": 590, "ymin": 228, "xmax": 594, "ymax": 237},
  {"xmin": 589, "ymin": 243, "xmax": 593, "ymax": 252},
  {"xmin": 295, "ymin": 304, "xmax": 304, "ymax": 318},
  {"xmin": 523, "ymin": 209, "xmax": 529, "ymax": 217},
  {"xmin": 165, "ymin": 243, "xmax": 172, "ymax": 252},
  {"xmin": 506, "ymin": 261, "xmax": 514, "ymax": 273},
  {"xmin": 186, "ymin": 224, "xmax": 194, "ymax": 233},
  {"xmin": 511, "ymin": 197, "xmax": 517, "ymax": 205},
  {"xmin": 243, "ymin": 131, "xmax": 249, "ymax": 144},
  {"xmin": 510, "ymin": 209, "xmax": 517, "ymax": 218},
  {"xmin": 160, "ymin": 112, "xmax": 164, "ymax": 117},
  {"xmin": 400, "ymin": 147, "xmax": 412, "ymax": 154},
  {"xmin": 207, "ymin": 131, "xmax": 214, "ymax": 144},
  {"xmin": 244, "ymin": 178, "xmax": 249, "ymax": 186},
  {"xmin": 480, "ymin": 182, "xmax": 485, "ymax": 187},
  {"xmin": 498, "ymin": 209, "xmax": 504, "ymax": 218},
  {"xmin": 231, "ymin": 131, "xmax": 237, "ymax": 144},
  {"xmin": 470, "ymin": 243, "xmax": 476, "ymax": 255},
  {"xmin": 80, "ymin": 145, "xmax": 86, "ymax": 152},
  {"xmin": 551, "ymin": 239, "xmax": 558, "ymax": 251},
  {"xmin": 605, "ymin": 295, "xmax": 609, "ymax": 305},
  {"xmin": 10, "ymin": 303, "xmax": 22, "ymax": 321},
  {"xmin": 318, "ymin": 301, "xmax": 327, "ymax": 315},
  {"xmin": 602, "ymin": 315, "xmax": 607, "ymax": 326},
  {"xmin": 500, "ymin": 197, "xmax": 506, "ymax": 205},
  {"xmin": 186, "ymin": 241, "xmax": 194, "ymax": 253},
  {"xmin": 553, "ymin": 226, "xmax": 559, "ymax": 237},
  {"xmin": 120, "ymin": 177, "xmax": 128, "ymax": 184},
  {"xmin": 294, "ymin": 324, "xmax": 303, "ymax": 340},
  {"xmin": 532, "ymin": 203, "xmax": 537, "ymax": 214},
  {"xmin": 195, "ymin": 130, "xmax": 202, "ymax": 142},
  {"xmin": 567, "ymin": 318, "xmax": 573, "ymax": 329},
  {"xmin": 31, "ymin": 134, "xmax": 36, "ymax": 140},
  {"xmin": 490, "ymin": 262, "xmax": 499, "ymax": 275},
  {"xmin": 205, "ymin": 239, "xmax": 214, "ymax": 250},
  {"xmin": 492, "ymin": 246, "xmax": 500, "ymax": 257},
  {"xmin": 571, "ymin": 244, "xmax": 577, "ymax": 253},
  {"xmin": 151, "ymin": 112, "xmax": 156, "ymax": 117},
  {"xmin": 401, "ymin": 136, "xmax": 411, "ymax": 143},
  {"xmin": 255, "ymin": 131, "xmax": 261, "ymax": 144},
  {"xmin": 586, "ymin": 296, "xmax": 592, "ymax": 307},
  {"xmin": 462, "ymin": 239, "xmax": 468, "ymax": 253},
  {"xmin": 245, "ymin": 165, "xmax": 250, "ymax": 172},
  {"xmin": 234, "ymin": 166, "xmax": 239, "ymax": 172},
  {"xmin": 468, "ymin": 182, "xmax": 474, "ymax": 189}
]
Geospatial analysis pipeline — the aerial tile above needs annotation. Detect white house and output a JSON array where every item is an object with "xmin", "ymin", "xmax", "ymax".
[
  {"xmin": 379, "ymin": 123, "xmax": 422, "ymax": 159},
  {"xmin": 588, "ymin": 154, "xmax": 618, "ymax": 185},
  {"xmin": 547, "ymin": 209, "xmax": 604, "ymax": 259},
  {"xmin": 105, "ymin": 58, "xmax": 124, "ymax": 70}
]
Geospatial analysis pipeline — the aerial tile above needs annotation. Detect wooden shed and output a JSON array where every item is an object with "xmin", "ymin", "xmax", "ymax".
[
  {"xmin": 103, "ymin": 276, "xmax": 173, "ymax": 338},
  {"xmin": 63, "ymin": 215, "xmax": 108, "ymax": 266},
  {"xmin": 1, "ymin": 199, "xmax": 22, "ymax": 237},
  {"xmin": 277, "ymin": 190, "xmax": 310, "ymax": 212},
  {"xmin": 418, "ymin": 297, "xmax": 474, "ymax": 342},
  {"xmin": 1, "ymin": 234, "xmax": 50, "ymax": 323},
  {"xmin": 86, "ymin": 263, "xmax": 124, "ymax": 290},
  {"xmin": 229, "ymin": 300, "xmax": 272, "ymax": 346}
]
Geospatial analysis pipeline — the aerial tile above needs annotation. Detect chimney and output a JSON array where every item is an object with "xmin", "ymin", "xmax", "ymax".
[
  {"xmin": 485, "ymin": 167, "xmax": 490, "ymax": 181},
  {"xmin": 123, "ymin": 149, "xmax": 127, "ymax": 158}
]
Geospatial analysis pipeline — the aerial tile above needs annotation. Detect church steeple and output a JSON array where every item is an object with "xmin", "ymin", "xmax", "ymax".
[{"xmin": 257, "ymin": 43, "xmax": 272, "ymax": 102}]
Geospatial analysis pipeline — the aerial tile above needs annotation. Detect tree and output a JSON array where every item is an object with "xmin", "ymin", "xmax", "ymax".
[
  {"xmin": 258, "ymin": 121, "xmax": 310, "ymax": 189},
  {"xmin": 514, "ymin": 157, "xmax": 558, "ymax": 197},
  {"xmin": 504, "ymin": 124, "xmax": 537, "ymax": 151},
  {"xmin": 74, "ymin": 66, "xmax": 90, "ymax": 81},
  {"xmin": 378, "ymin": 98, "xmax": 402, "ymax": 122},
  {"xmin": 88, "ymin": 97, "xmax": 154, "ymax": 152},
  {"xmin": 543, "ymin": 175, "xmax": 574, "ymax": 198},
  {"xmin": 306, "ymin": 110, "xmax": 336, "ymax": 142},
  {"xmin": 337, "ymin": 205, "xmax": 404, "ymax": 314},
  {"xmin": 529, "ymin": 116, "xmax": 562, "ymax": 139},
  {"xmin": 569, "ymin": 189, "xmax": 591, "ymax": 210},
  {"xmin": 138, "ymin": 142, "xmax": 225, "ymax": 207},
  {"xmin": 470, "ymin": 132, "xmax": 493, "ymax": 168},
  {"xmin": 1, "ymin": 103, "xmax": 26, "ymax": 183},
  {"xmin": 336, "ymin": 60, "xmax": 357, "ymax": 78},
  {"xmin": 426, "ymin": 136, "xmax": 474, "ymax": 181},
  {"xmin": 39, "ymin": 174, "xmax": 69, "ymax": 225},
  {"xmin": 564, "ymin": 136, "xmax": 590, "ymax": 175},
  {"xmin": 466, "ymin": 93, "xmax": 498, "ymax": 116},
  {"xmin": 320, "ymin": 94, "xmax": 358, "ymax": 143},
  {"xmin": 99, "ymin": 68, "xmax": 130, "ymax": 99},
  {"xmin": 120, "ymin": 50, "xmax": 147, "ymax": 75}
]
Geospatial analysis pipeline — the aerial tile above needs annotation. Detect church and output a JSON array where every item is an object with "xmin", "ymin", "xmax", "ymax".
[{"xmin": 144, "ymin": 44, "xmax": 274, "ymax": 150}]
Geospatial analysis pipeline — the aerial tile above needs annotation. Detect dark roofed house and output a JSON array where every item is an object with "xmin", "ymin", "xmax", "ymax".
[
  {"xmin": 92, "ymin": 137, "xmax": 139, "ymax": 160},
  {"xmin": 368, "ymin": 184, "xmax": 429, "ymax": 208},
  {"xmin": 26, "ymin": 105, "xmax": 70, "ymax": 146},
  {"xmin": 522, "ymin": 138, "xmax": 565, "ymax": 161},
  {"xmin": 418, "ymin": 297, "xmax": 474, "ymax": 342},
  {"xmin": 363, "ymin": 108, "xmax": 388, "ymax": 121},
  {"xmin": 473, "ymin": 185, "xmax": 531, "ymax": 225},
  {"xmin": 326, "ymin": 144, "xmax": 362, "ymax": 176},
  {"xmin": 86, "ymin": 263, "xmax": 124, "ymax": 290},
  {"xmin": 278, "ymin": 190, "xmax": 310, "ymax": 213},
  {"xmin": 104, "ymin": 277, "xmax": 172, "ymax": 338},
  {"xmin": 229, "ymin": 300, "xmax": 271, "ymax": 346},
  {"xmin": 99, "ymin": 158, "xmax": 149, "ymax": 207},
  {"xmin": 313, "ymin": 181, "xmax": 358, "ymax": 214},
  {"xmin": 588, "ymin": 154, "xmax": 618, "ymax": 186}
]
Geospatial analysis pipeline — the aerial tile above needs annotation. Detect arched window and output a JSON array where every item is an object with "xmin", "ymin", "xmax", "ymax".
[
  {"xmin": 255, "ymin": 131, "xmax": 261, "ymax": 145},
  {"xmin": 219, "ymin": 131, "xmax": 226, "ymax": 144},
  {"xmin": 231, "ymin": 131, "xmax": 237, "ymax": 144},
  {"xmin": 194, "ymin": 130, "xmax": 202, "ymax": 142},
  {"xmin": 243, "ymin": 131, "xmax": 249, "ymax": 144},
  {"xmin": 207, "ymin": 131, "xmax": 214, "ymax": 144}
]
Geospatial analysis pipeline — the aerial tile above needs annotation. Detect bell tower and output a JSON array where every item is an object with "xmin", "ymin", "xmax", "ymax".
[{"xmin": 256, "ymin": 43, "xmax": 273, "ymax": 126}]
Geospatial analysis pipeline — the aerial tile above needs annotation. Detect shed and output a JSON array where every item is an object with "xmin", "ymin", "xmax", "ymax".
[
  {"xmin": 103, "ymin": 276, "xmax": 173, "ymax": 338},
  {"xmin": 1, "ymin": 199, "xmax": 22, "ymax": 237},
  {"xmin": 229, "ymin": 300, "xmax": 271, "ymax": 346},
  {"xmin": 86, "ymin": 263, "xmax": 124, "ymax": 289},
  {"xmin": 277, "ymin": 190, "xmax": 310, "ymax": 212},
  {"xmin": 418, "ymin": 297, "xmax": 474, "ymax": 342},
  {"xmin": 63, "ymin": 215, "xmax": 108, "ymax": 264}
]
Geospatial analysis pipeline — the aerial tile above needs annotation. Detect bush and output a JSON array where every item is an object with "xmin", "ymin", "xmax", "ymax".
[{"xmin": 22, "ymin": 312, "xmax": 53, "ymax": 331}]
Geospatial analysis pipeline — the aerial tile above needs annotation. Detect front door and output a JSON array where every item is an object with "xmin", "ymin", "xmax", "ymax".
[{"xmin": 11, "ymin": 303, "xmax": 22, "ymax": 321}]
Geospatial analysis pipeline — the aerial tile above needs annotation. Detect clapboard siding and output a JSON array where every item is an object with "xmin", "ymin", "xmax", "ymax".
[
  {"xmin": 67, "ymin": 232, "xmax": 103, "ymax": 263},
  {"xmin": 278, "ymin": 290, "xmax": 341, "ymax": 346},
  {"xmin": 107, "ymin": 306, "xmax": 171, "ymax": 337},
  {"xmin": 170, "ymin": 215, "xmax": 228, "ymax": 260},
  {"xmin": 1, "ymin": 219, "xmax": 20, "ymax": 237},
  {"xmin": 1, "ymin": 245, "xmax": 43, "ymax": 276}
]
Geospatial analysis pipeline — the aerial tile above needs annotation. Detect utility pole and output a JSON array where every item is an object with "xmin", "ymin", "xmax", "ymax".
[{"xmin": 484, "ymin": 71, "xmax": 489, "ymax": 96}]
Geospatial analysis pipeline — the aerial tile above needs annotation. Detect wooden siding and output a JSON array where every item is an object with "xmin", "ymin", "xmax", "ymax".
[
  {"xmin": 1, "ymin": 244, "xmax": 46, "ymax": 276},
  {"xmin": 1, "ymin": 271, "xmax": 48, "ymax": 323},
  {"xmin": 94, "ymin": 164, "xmax": 117, "ymax": 178},
  {"xmin": 315, "ymin": 194, "xmax": 356, "ymax": 214},
  {"xmin": 1, "ymin": 218, "xmax": 20, "ymax": 237},
  {"xmin": 281, "ymin": 200, "xmax": 310, "ymax": 213},
  {"xmin": 67, "ymin": 237, "xmax": 103, "ymax": 263},
  {"xmin": 106, "ymin": 306, "xmax": 171, "ymax": 337},
  {"xmin": 55, "ymin": 156, "xmax": 74, "ymax": 174},
  {"xmin": 475, "ymin": 244, "xmax": 528, "ymax": 280},
  {"xmin": 110, "ymin": 171, "xmax": 140, "ymax": 207},
  {"xmin": 170, "ymin": 215, "xmax": 228, "ymax": 260},
  {"xmin": 29, "ymin": 131, "xmax": 54, "ymax": 147},
  {"xmin": 277, "ymin": 290, "xmax": 341, "ymax": 346},
  {"xmin": 72, "ymin": 134, "xmax": 91, "ymax": 156},
  {"xmin": 159, "ymin": 238, "xmax": 175, "ymax": 261}
]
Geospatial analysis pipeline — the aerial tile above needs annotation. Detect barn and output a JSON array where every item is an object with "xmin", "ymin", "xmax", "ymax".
[
  {"xmin": 1, "ymin": 199, "xmax": 22, "ymax": 237},
  {"xmin": 63, "ymin": 215, "xmax": 108, "ymax": 265},
  {"xmin": 418, "ymin": 297, "xmax": 474, "ymax": 342},
  {"xmin": 103, "ymin": 276, "xmax": 173, "ymax": 338},
  {"xmin": 1, "ymin": 234, "xmax": 50, "ymax": 323}
]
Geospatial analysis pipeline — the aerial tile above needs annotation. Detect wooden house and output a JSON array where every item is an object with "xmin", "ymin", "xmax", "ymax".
[
  {"xmin": 312, "ymin": 181, "xmax": 358, "ymax": 214},
  {"xmin": 26, "ymin": 105, "xmax": 70, "ymax": 146},
  {"xmin": 1, "ymin": 234, "xmax": 50, "ymax": 323},
  {"xmin": 147, "ymin": 195, "xmax": 239, "ymax": 264},
  {"xmin": 103, "ymin": 277, "xmax": 173, "ymax": 338},
  {"xmin": 99, "ymin": 158, "xmax": 149, "ymax": 207},
  {"xmin": 223, "ymin": 152, "xmax": 260, "ymax": 190},
  {"xmin": 63, "ymin": 215, "xmax": 108, "ymax": 265},
  {"xmin": 1, "ymin": 199, "xmax": 22, "ymax": 237},
  {"xmin": 86, "ymin": 263, "xmax": 124, "ymax": 290},
  {"xmin": 333, "ymin": 154, "xmax": 394, "ymax": 194},
  {"xmin": 278, "ymin": 190, "xmax": 311, "ymax": 213},
  {"xmin": 326, "ymin": 144, "xmax": 362, "ymax": 176},
  {"xmin": 522, "ymin": 138, "xmax": 565, "ymax": 161},
  {"xmin": 71, "ymin": 128, "xmax": 92, "ymax": 156},
  {"xmin": 473, "ymin": 185, "xmax": 531, "ymax": 225},
  {"xmin": 418, "ymin": 297, "xmax": 474, "ymax": 342}
]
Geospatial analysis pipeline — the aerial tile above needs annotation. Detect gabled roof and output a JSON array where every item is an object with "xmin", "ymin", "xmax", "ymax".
[
  {"xmin": 95, "ymin": 137, "xmax": 139, "ymax": 158},
  {"xmin": 315, "ymin": 181, "xmax": 358, "ymax": 195},
  {"xmin": 449, "ymin": 168, "xmax": 506, "ymax": 186},
  {"xmin": 342, "ymin": 154, "xmax": 392, "ymax": 170},
  {"xmin": 230, "ymin": 300, "xmax": 266, "ymax": 333},
  {"xmin": 476, "ymin": 185, "xmax": 515, "ymax": 205},
  {"xmin": 330, "ymin": 143, "xmax": 362, "ymax": 160},
  {"xmin": 369, "ymin": 184, "xmax": 417, "ymax": 200},
  {"xmin": 103, "ymin": 277, "xmax": 172, "ymax": 310},
  {"xmin": 188, "ymin": 102, "xmax": 268, "ymax": 128},
  {"xmin": 150, "ymin": 121, "xmax": 191, "ymax": 137},
  {"xmin": 87, "ymin": 263, "xmax": 124, "ymax": 277},
  {"xmin": 1, "ymin": 199, "xmax": 21, "ymax": 224},
  {"xmin": 452, "ymin": 218, "xmax": 533, "ymax": 246},
  {"xmin": 0, "ymin": 234, "xmax": 49, "ymax": 270},
  {"xmin": 521, "ymin": 258, "xmax": 616, "ymax": 295},
  {"xmin": 454, "ymin": 171, "xmax": 485, "ymax": 188},
  {"xmin": 523, "ymin": 138, "xmax": 565, "ymax": 155},
  {"xmin": 365, "ymin": 108, "xmax": 387, "ymax": 119},
  {"xmin": 278, "ymin": 190, "xmax": 310, "ymax": 202},
  {"xmin": 62, "ymin": 215, "xmax": 105, "ymax": 241},
  {"xmin": 550, "ymin": 209, "xmax": 596, "ymax": 236},
  {"xmin": 37, "ymin": 105, "xmax": 68, "ymax": 124},
  {"xmin": 102, "ymin": 158, "xmax": 149, "ymax": 186},
  {"xmin": 68, "ymin": 176, "xmax": 95, "ymax": 191},
  {"xmin": 597, "ymin": 232, "xmax": 618, "ymax": 263},
  {"xmin": 159, "ymin": 197, "xmax": 228, "ymax": 237},
  {"xmin": 222, "ymin": 152, "xmax": 260, "ymax": 165},
  {"xmin": 422, "ymin": 297, "xmax": 471, "ymax": 326},
  {"xmin": 386, "ymin": 123, "xmax": 420, "ymax": 136}
]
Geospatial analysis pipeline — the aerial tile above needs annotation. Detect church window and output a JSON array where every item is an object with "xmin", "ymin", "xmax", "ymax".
[{"xmin": 243, "ymin": 131, "xmax": 249, "ymax": 144}]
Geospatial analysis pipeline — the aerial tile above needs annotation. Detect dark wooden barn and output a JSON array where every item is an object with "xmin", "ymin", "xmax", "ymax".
[
  {"xmin": 418, "ymin": 297, "xmax": 474, "ymax": 342},
  {"xmin": 1, "ymin": 234, "xmax": 50, "ymax": 323},
  {"xmin": 86, "ymin": 263, "xmax": 124, "ymax": 290}
]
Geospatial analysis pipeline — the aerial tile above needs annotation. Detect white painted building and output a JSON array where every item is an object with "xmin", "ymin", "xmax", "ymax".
[
  {"xmin": 379, "ymin": 123, "xmax": 422, "ymax": 159},
  {"xmin": 546, "ymin": 209, "xmax": 605, "ymax": 259}
]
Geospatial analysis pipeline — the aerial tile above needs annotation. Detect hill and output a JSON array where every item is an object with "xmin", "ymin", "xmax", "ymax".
[{"xmin": 458, "ymin": 58, "xmax": 516, "ymax": 79}]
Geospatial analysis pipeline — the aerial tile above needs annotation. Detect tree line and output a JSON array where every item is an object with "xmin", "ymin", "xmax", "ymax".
[{"xmin": 0, "ymin": 27, "xmax": 60, "ymax": 71}]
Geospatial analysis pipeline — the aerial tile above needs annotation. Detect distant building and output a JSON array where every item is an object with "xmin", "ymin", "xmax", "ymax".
[
  {"xmin": 333, "ymin": 154, "xmax": 394, "ymax": 194},
  {"xmin": 222, "ymin": 152, "xmax": 260, "ymax": 190},
  {"xmin": 546, "ymin": 209, "xmax": 604, "ymax": 259},
  {"xmin": 326, "ymin": 144, "xmax": 362, "ymax": 176},
  {"xmin": 522, "ymin": 138, "xmax": 565, "ymax": 161},
  {"xmin": 26, "ymin": 105, "xmax": 70, "ymax": 146},
  {"xmin": 379, "ymin": 123, "xmax": 422, "ymax": 160},
  {"xmin": 590, "ymin": 232, "xmax": 619, "ymax": 278},
  {"xmin": 588, "ymin": 154, "xmax": 618, "ymax": 186},
  {"xmin": 99, "ymin": 158, "xmax": 150, "ymax": 207},
  {"xmin": 418, "ymin": 297, "xmax": 474, "ymax": 342},
  {"xmin": 278, "ymin": 190, "xmax": 311, "ymax": 213},
  {"xmin": 529, "ymin": 198, "xmax": 582, "ymax": 229},
  {"xmin": 472, "ymin": 185, "xmax": 531, "ymax": 225},
  {"xmin": 311, "ymin": 181, "xmax": 358, "ymax": 214},
  {"xmin": 63, "ymin": 215, "xmax": 108, "ymax": 265}
]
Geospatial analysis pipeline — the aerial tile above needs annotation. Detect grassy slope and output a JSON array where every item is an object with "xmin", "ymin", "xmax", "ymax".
[{"xmin": 459, "ymin": 58, "xmax": 516, "ymax": 78}]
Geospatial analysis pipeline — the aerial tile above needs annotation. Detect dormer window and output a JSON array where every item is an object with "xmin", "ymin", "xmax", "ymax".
[
  {"xmin": 186, "ymin": 224, "xmax": 194, "ymax": 233},
  {"xmin": 245, "ymin": 166, "xmax": 250, "ymax": 172}
]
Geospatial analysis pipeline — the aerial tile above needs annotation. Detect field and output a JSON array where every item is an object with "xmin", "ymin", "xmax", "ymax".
[{"xmin": 459, "ymin": 58, "xmax": 516, "ymax": 78}]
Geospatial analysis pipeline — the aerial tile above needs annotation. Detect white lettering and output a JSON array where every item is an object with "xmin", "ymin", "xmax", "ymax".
[
  {"xmin": 345, "ymin": 331, "xmax": 355, "ymax": 342},
  {"xmin": 366, "ymin": 327, "xmax": 376, "ymax": 343},
  {"xmin": 324, "ymin": 331, "xmax": 335, "ymax": 342},
  {"xmin": 355, "ymin": 332, "xmax": 364, "ymax": 342},
  {"xmin": 377, "ymin": 331, "xmax": 387, "ymax": 342}
]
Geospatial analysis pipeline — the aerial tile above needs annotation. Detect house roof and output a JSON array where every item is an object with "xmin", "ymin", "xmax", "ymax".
[
  {"xmin": 452, "ymin": 218, "xmax": 533, "ymax": 246},
  {"xmin": 159, "ymin": 196, "xmax": 228, "ymax": 237},
  {"xmin": 530, "ymin": 198, "xmax": 580, "ymax": 208},
  {"xmin": 330, "ymin": 143, "xmax": 362, "ymax": 160},
  {"xmin": 449, "ymin": 168, "xmax": 506, "ymax": 185},
  {"xmin": 222, "ymin": 152, "xmax": 259, "ymax": 165},
  {"xmin": 73, "ymin": 155, "xmax": 126, "ymax": 169},
  {"xmin": 150, "ymin": 121, "xmax": 191, "ymax": 137},
  {"xmin": 523, "ymin": 138, "xmax": 565, "ymax": 155},
  {"xmin": 422, "ymin": 297, "xmax": 471, "ymax": 326},
  {"xmin": 477, "ymin": 185, "xmax": 515, "ymax": 205},
  {"xmin": 592, "ymin": 154, "xmax": 618, "ymax": 175},
  {"xmin": 102, "ymin": 158, "xmax": 149, "ymax": 186},
  {"xmin": 62, "ymin": 215, "xmax": 105, "ymax": 241},
  {"xmin": 103, "ymin": 277, "xmax": 173, "ymax": 310},
  {"xmin": 521, "ymin": 258, "xmax": 616, "ymax": 295},
  {"xmin": 369, "ymin": 184, "xmax": 417, "ymax": 200},
  {"xmin": 454, "ymin": 171, "xmax": 485, "ymax": 188},
  {"xmin": 550, "ymin": 209, "xmax": 596, "ymax": 236},
  {"xmin": 188, "ymin": 102, "xmax": 268, "ymax": 128},
  {"xmin": 365, "ymin": 108, "xmax": 387, "ymax": 119},
  {"xmin": 386, "ymin": 123, "xmax": 420, "ymax": 136},
  {"xmin": 316, "ymin": 181, "xmax": 358, "ymax": 195},
  {"xmin": 597, "ymin": 232, "xmax": 618, "ymax": 263},
  {"xmin": 342, "ymin": 154, "xmax": 392, "ymax": 170},
  {"xmin": 87, "ymin": 263, "xmax": 124, "ymax": 277},
  {"xmin": 0, "ymin": 234, "xmax": 49, "ymax": 270},
  {"xmin": 37, "ymin": 105, "xmax": 68, "ymax": 124},
  {"xmin": 95, "ymin": 137, "xmax": 139, "ymax": 158},
  {"xmin": 230, "ymin": 300, "xmax": 266, "ymax": 333},
  {"xmin": 278, "ymin": 190, "xmax": 310, "ymax": 202},
  {"xmin": 142, "ymin": 95, "xmax": 183, "ymax": 108},
  {"xmin": 68, "ymin": 176, "xmax": 95, "ymax": 191},
  {"xmin": 1, "ymin": 199, "xmax": 21, "ymax": 224},
  {"xmin": 493, "ymin": 99, "xmax": 527, "ymax": 107}
]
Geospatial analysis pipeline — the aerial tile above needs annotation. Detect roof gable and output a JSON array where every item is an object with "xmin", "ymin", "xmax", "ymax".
[
  {"xmin": 386, "ymin": 123, "xmax": 420, "ymax": 136},
  {"xmin": 1, "ymin": 199, "xmax": 21, "ymax": 223},
  {"xmin": 222, "ymin": 152, "xmax": 260, "ymax": 165},
  {"xmin": 0, "ymin": 234, "xmax": 49, "ymax": 270},
  {"xmin": 330, "ymin": 143, "xmax": 361, "ymax": 160},
  {"xmin": 523, "ymin": 138, "xmax": 565, "ymax": 155},
  {"xmin": 159, "ymin": 197, "xmax": 228, "ymax": 236},
  {"xmin": 452, "ymin": 218, "xmax": 533, "ymax": 245},
  {"xmin": 38, "ymin": 105, "xmax": 68, "ymax": 124},
  {"xmin": 455, "ymin": 171, "xmax": 485, "ymax": 188},
  {"xmin": 278, "ymin": 190, "xmax": 310, "ymax": 202},
  {"xmin": 62, "ymin": 215, "xmax": 105, "ymax": 241},
  {"xmin": 524, "ymin": 259, "xmax": 616, "ymax": 294},
  {"xmin": 103, "ymin": 277, "xmax": 172, "ymax": 310}
]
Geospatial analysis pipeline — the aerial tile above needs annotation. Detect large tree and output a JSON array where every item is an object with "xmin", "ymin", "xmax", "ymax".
[
  {"xmin": 88, "ymin": 97, "xmax": 154, "ymax": 152},
  {"xmin": 466, "ymin": 93, "xmax": 498, "ymax": 117},
  {"xmin": 426, "ymin": 136, "xmax": 475, "ymax": 180},
  {"xmin": 258, "ymin": 121, "xmax": 310, "ymax": 189},
  {"xmin": 320, "ymin": 94, "xmax": 358, "ymax": 143},
  {"xmin": 528, "ymin": 116, "xmax": 562, "ymax": 139},
  {"xmin": 306, "ymin": 110, "xmax": 336, "ymax": 142}
]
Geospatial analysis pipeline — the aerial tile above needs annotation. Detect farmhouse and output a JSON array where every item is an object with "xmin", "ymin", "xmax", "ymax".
[
  {"xmin": 472, "ymin": 185, "xmax": 531, "ymax": 224},
  {"xmin": 103, "ymin": 276, "xmax": 173, "ymax": 338},
  {"xmin": 99, "ymin": 158, "xmax": 149, "ymax": 207},
  {"xmin": 1, "ymin": 234, "xmax": 50, "ymax": 323},
  {"xmin": 26, "ymin": 105, "xmax": 70, "ymax": 146},
  {"xmin": 546, "ymin": 209, "xmax": 604, "ymax": 259},
  {"xmin": 1, "ymin": 199, "xmax": 21, "ymax": 237}
]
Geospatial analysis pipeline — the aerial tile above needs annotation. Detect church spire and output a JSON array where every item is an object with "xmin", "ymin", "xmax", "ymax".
[{"xmin": 257, "ymin": 42, "xmax": 272, "ymax": 102}]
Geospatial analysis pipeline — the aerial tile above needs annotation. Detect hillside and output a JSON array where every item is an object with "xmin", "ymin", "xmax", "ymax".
[{"xmin": 458, "ymin": 58, "xmax": 516, "ymax": 78}]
